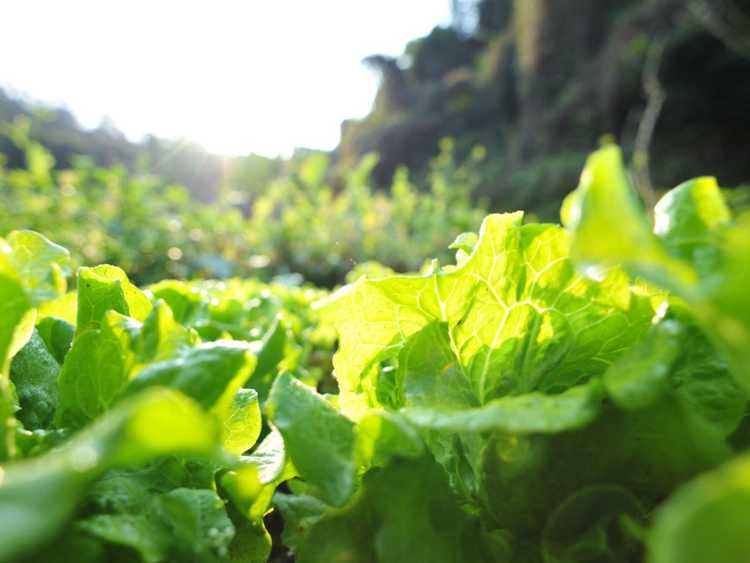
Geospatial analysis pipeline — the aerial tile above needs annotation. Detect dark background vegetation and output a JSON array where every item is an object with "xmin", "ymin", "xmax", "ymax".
[{"xmin": 2, "ymin": 0, "xmax": 749, "ymax": 284}]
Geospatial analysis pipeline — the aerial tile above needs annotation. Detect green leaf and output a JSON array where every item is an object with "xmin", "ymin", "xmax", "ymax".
[
  {"xmin": 649, "ymin": 453, "xmax": 750, "ymax": 563},
  {"xmin": 293, "ymin": 456, "xmax": 495, "ymax": 563},
  {"xmin": 137, "ymin": 300, "xmax": 197, "ymax": 364},
  {"xmin": 563, "ymin": 147, "xmax": 662, "ymax": 261},
  {"xmin": 37, "ymin": 291, "xmax": 78, "ymax": 325},
  {"xmin": 14, "ymin": 426, "xmax": 69, "ymax": 458},
  {"xmin": 273, "ymin": 492, "xmax": 329, "ymax": 554},
  {"xmin": 84, "ymin": 460, "xmax": 188, "ymax": 515},
  {"xmin": 564, "ymin": 145, "xmax": 750, "ymax": 394},
  {"xmin": 76, "ymin": 265, "xmax": 152, "ymax": 334},
  {"xmin": 245, "ymin": 317, "xmax": 287, "ymax": 402},
  {"xmin": 17, "ymin": 529, "xmax": 107, "ymax": 563},
  {"xmin": 245, "ymin": 428, "xmax": 288, "ymax": 486},
  {"xmin": 223, "ymin": 388, "xmax": 261, "ymax": 456},
  {"xmin": 220, "ymin": 432, "xmax": 294, "ymax": 562},
  {"xmin": 705, "ymin": 213, "xmax": 750, "ymax": 392},
  {"xmin": 6, "ymin": 230, "xmax": 70, "ymax": 305},
  {"xmin": 148, "ymin": 280, "xmax": 206, "ymax": 324},
  {"xmin": 478, "ymin": 395, "xmax": 730, "ymax": 558},
  {"xmin": 355, "ymin": 410, "xmax": 423, "ymax": 468},
  {"xmin": 266, "ymin": 372, "xmax": 356, "ymax": 506},
  {"xmin": 604, "ymin": 298, "xmax": 743, "ymax": 439},
  {"xmin": 6, "ymin": 309, "xmax": 36, "ymax": 374},
  {"xmin": 221, "ymin": 428, "xmax": 294, "ymax": 521},
  {"xmin": 666, "ymin": 308, "xmax": 746, "ymax": 438},
  {"xmin": 0, "ymin": 240, "xmax": 32, "ymax": 374},
  {"xmin": 542, "ymin": 485, "xmax": 646, "ymax": 563},
  {"xmin": 10, "ymin": 329, "xmax": 60, "ymax": 429},
  {"xmin": 151, "ymin": 488, "xmax": 235, "ymax": 562},
  {"xmin": 0, "ymin": 239, "xmax": 34, "ymax": 459},
  {"xmin": 323, "ymin": 211, "xmax": 656, "ymax": 418},
  {"xmin": 126, "ymin": 340, "xmax": 255, "ymax": 421},
  {"xmin": 77, "ymin": 513, "xmax": 167, "ymax": 563},
  {"xmin": 564, "ymin": 146, "xmax": 695, "ymax": 295},
  {"xmin": 653, "ymin": 177, "xmax": 730, "ymax": 270},
  {"xmin": 603, "ymin": 320, "xmax": 682, "ymax": 410},
  {"xmin": 54, "ymin": 313, "xmax": 138, "ymax": 429},
  {"xmin": 36, "ymin": 317, "xmax": 74, "ymax": 364},
  {"xmin": 403, "ymin": 381, "xmax": 604, "ymax": 434},
  {"xmin": 0, "ymin": 383, "xmax": 16, "ymax": 461},
  {"xmin": 449, "ymin": 231, "xmax": 478, "ymax": 266},
  {"xmin": 448, "ymin": 231, "xmax": 479, "ymax": 254},
  {"xmin": 227, "ymin": 505, "xmax": 272, "ymax": 563},
  {"xmin": 80, "ymin": 483, "xmax": 240, "ymax": 563},
  {"xmin": 0, "ymin": 388, "xmax": 221, "ymax": 562}
]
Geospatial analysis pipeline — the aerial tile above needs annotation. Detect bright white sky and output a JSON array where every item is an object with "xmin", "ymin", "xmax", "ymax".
[{"xmin": 0, "ymin": 1, "xmax": 452, "ymax": 157}]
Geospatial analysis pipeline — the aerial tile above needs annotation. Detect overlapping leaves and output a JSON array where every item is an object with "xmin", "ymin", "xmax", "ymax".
[
  {"xmin": 319, "ymin": 147, "xmax": 749, "ymax": 562},
  {"xmin": 2, "ymin": 144, "xmax": 749, "ymax": 563},
  {"xmin": 322, "ymin": 207, "xmax": 656, "ymax": 428},
  {"xmin": 563, "ymin": 145, "xmax": 750, "ymax": 563},
  {"xmin": 0, "ymin": 239, "xmax": 323, "ymax": 563}
]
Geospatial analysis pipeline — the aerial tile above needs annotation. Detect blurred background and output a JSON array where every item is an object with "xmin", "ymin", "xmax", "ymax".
[{"xmin": 1, "ymin": 0, "xmax": 749, "ymax": 287}]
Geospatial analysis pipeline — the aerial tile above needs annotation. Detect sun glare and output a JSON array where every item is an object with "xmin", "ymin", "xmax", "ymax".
[{"xmin": 0, "ymin": 0, "xmax": 451, "ymax": 156}]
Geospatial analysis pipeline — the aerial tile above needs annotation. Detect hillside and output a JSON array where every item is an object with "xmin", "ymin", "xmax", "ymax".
[{"xmin": 336, "ymin": 0, "xmax": 750, "ymax": 218}]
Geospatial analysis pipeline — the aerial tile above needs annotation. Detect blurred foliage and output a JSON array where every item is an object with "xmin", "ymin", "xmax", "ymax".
[
  {"xmin": 245, "ymin": 138, "xmax": 487, "ymax": 287},
  {"xmin": 147, "ymin": 277, "xmax": 336, "ymax": 392},
  {"xmin": 0, "ymin": 122, "xmax": 250, "ymax": 285},
  {"xmin": 0, "ymin": 124, "xmax": 486, "ymax": 287},
  {"xmin": 222, "ymin": 153, "xmax": 284, "ymax": 212},
  {"xmin": 405, "ymin": 27, "xmax": 480, "ymax": 83}
]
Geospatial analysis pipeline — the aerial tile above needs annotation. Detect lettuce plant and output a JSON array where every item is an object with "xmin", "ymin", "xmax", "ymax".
[{"xmin": 0, "ymin": 145, "xmax": 749, "ymax": 562}]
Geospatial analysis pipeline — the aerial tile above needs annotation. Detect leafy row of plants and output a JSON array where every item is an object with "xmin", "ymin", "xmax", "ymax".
[
  {"xmin": 244, "ymin": 141, "xmax": 487, "ymax": 286},
  {"xmin": 1, "ymin": 144, "xmax": 749, "ymax": 562},
  {"xmin": 0, "ymin": 122, "xmax": 252, "ymax": 284},
  {"xmin": 1, "ymin": 125, "xmax": 486, "ymax": 286},
  {"xmin": 0, "ymin": 227, "xmax": 341, "ymax": 561},
  {"xmin": 311, "ymin": 145, "xmax": 750, "ymax": 562}
]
